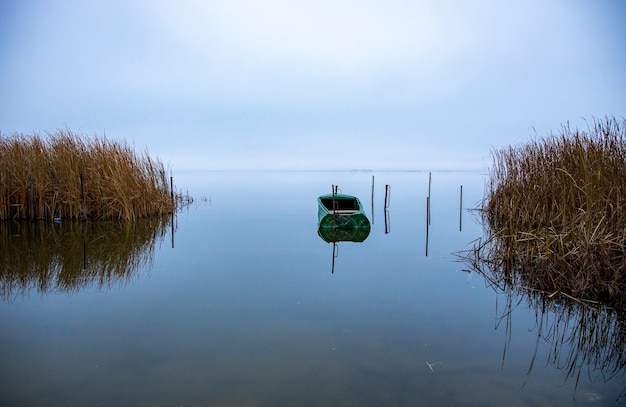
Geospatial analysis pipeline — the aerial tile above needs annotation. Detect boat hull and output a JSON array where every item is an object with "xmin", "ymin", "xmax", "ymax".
[{"xmin": 317, "ymin": 194, "xmax": 370, "ymax": 230}]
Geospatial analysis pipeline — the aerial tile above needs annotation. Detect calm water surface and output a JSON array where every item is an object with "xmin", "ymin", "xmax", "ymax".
[{"xmin": 0, "ymin": 171, "xmax": 623, "ymax": 406}]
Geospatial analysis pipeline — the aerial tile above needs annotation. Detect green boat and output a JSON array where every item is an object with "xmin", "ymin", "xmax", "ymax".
[{"xmin": 317, "ymin": 193, "xmax": 371, "ymax": 233}]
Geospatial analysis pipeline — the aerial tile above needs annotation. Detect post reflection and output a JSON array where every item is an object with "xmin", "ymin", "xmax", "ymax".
[{"xmin": 318, "ymin": 226, "xmax": 370, "ymax": 274}]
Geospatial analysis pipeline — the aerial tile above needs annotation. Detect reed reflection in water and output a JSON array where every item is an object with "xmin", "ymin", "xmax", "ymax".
[
  {"xmin": 0, "ymin": 217, "xmax": 172, "ymax": 301},
  {"xmin": 458, "ymin": 250, "xmax": 626, "ymax": 402}
]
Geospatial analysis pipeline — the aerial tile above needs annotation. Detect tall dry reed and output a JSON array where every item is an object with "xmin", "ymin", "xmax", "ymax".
[
  {"xmin": 477, "ymin": 116, "xmax": 626, "ymax": 309},
  {"xmin": 0, "ymin": 129, "xmax": 178, "ymax": 221}
]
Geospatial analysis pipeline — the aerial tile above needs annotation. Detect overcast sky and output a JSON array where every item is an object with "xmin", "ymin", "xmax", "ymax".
[{"xmin": 1, "ymin": 1, "xmax": 624, "ymax": 170}]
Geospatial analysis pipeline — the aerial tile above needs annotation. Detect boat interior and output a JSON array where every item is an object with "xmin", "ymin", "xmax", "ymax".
[{"xmin": 320, "ymin": 197, "xmax": 360, "ymax": 213}]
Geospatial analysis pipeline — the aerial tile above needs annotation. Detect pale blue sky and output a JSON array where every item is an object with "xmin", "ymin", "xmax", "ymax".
[{"xmin": 1, "ymin": 1, "xmax": 624, "ymax": 170}]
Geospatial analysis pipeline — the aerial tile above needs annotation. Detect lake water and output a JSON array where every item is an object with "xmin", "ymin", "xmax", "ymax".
[{"xmin": 1, "ymin": 170, "xmax": 624, "ymax": 406}]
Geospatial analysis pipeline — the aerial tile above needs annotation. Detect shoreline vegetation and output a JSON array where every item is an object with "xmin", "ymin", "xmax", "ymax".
[
  {"xmin": 0, "ymin": 129, "xmax": 188, "ymax": 221},
  {"xmin": 462, "ymin": 116, "xmax": 626, "ymax": 311}
]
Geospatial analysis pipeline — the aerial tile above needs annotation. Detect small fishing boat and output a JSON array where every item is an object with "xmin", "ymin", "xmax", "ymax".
[{"xmin": 317, "ymin": 193, "xmax": 370, "ymax": 230}]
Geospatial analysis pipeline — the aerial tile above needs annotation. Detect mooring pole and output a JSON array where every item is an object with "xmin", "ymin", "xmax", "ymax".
[
  {"xmin": 428, "ymin": 172, "xmax": 432, "ymax": 225},
  {"xmin": 426, "ymin": 196, "xmax": 430, "ymax": 256},
  {"xmin": 170, "ymin": 176, "xmax": 174, "ymax": 201},
  {"xmin": 371, "ymin": 175, "xmax": 374, "ymax": 224},
  {"xmin": 384, "ymin": 185, "xmax": 390, "ymax": 209},
  {"xmin": 459, "ymin": 185, "xmax": 463, "ymax": 232},
  {"xmin": 332, "ymin": 184, "xmax": 337, "ymax": 229}
]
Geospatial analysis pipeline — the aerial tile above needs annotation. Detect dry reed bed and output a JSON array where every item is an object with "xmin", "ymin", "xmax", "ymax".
[
  {"xmin": 0, "ymin": 130, "xmax": 177, "ymax": 221},
  {"xmin": 473, "ymin": 116, "xmax": 626, "ymax": 310}
]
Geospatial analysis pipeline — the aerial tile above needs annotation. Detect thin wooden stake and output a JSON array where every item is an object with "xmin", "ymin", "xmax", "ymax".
[
  {"xmin": 459, "ymin": 185, "xmax": 463, "ymax": 232},
  {"xmin": 371, "ymin": 175, "xmax": 375, "ymax": 224},
  {"xmin": 384, "ymin": 185, "xmax": 390, "ymax": 209},
  {"xmin": 428, "ymin": 172, "xmax": 431, "ymax": 225},
  {"xmin": 332, "ymin": 185, "xmax": 337, "ymax": 229},
  {"xmin": 426, "ymin": 196, "xmax": 430, "ymax": 256}
]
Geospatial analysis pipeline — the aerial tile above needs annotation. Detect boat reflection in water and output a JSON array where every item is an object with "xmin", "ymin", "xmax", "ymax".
[
  {"xmin": 317, "ymin": 225, "xmax": 370, "ymax": 244},
  {"xmin": 317, "ymin": 192, "xmax": 370, "ymax": 273},
  {"xmin": 0, "ymin": 217, "xmax": 172, "ymax": 302}
]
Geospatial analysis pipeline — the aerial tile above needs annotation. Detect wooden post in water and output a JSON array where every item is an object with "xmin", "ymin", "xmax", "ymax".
[
  {"xmin": 371, "ymin": 175, "xmax": 374, "ymax": 224},
  {"xmin": 459, "ymin": 185, "xmax": 463, "ymax": 231},
  {"xmin": 384, "ymin": 185, "xmax": 390, "ymax": 209},
  {"xmin": 384, "ymin": 184, "xmax": 391, "ymax": 233},
  {"xmin": 426, "ymin": 172, "xmax": 431, "ymax": 225},
  {"xmin": 425, "ymin": 196, "xmax": 430, "ymax": 256},
  {"xmin": 332, "ymin": 184, "xmax": 337, "ymax": 229}
]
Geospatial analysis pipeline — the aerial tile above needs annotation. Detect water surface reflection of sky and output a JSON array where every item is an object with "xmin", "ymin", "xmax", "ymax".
[{"xmin": 0, "ymin": 171, "xmax": 623, "ymax": 406}]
